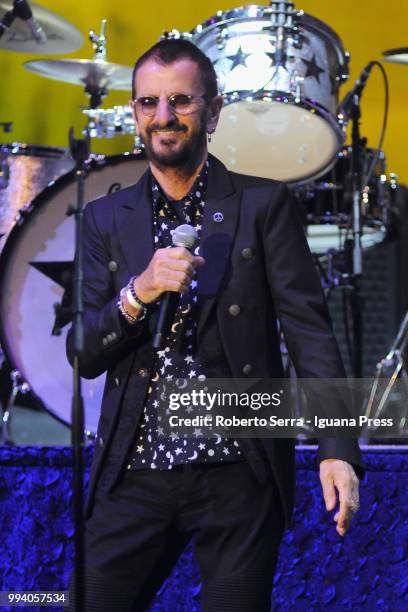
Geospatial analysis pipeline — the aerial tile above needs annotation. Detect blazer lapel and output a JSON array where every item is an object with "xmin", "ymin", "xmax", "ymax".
[
  {"xmin": 112, "ymin": 156, "xmax": 241, "ymax": 338},
  {"xmin": 197, "ymin": 156, "xmax": 241, "ymax": 338},
  {"xmin": 114, "ymin": 170, "xmax": 155, "ymax": 277}
]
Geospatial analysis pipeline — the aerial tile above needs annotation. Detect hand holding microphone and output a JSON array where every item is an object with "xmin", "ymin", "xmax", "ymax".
[
  {"xmin": 134, "ymin": 225, "xmax": 204, "ymax": 304},
  {"xmin": 127, "ymin": 225, "xmax": 204, "ymax": 348}
]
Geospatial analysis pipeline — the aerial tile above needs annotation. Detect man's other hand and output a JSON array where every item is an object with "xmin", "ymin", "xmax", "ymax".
[{"xmin": 319, "ymin": 458, "xmax": 360, "ymax": 536}]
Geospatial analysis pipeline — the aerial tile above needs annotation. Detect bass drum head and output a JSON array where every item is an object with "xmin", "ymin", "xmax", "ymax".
[
  {"xmin": 209, "ymin": 99, "xmax": 341, "ymax": 183},
  {"xmin": 0, "ymin": 153, "xmax": 149, "ymax": 434},
  {"xmin": 0, "ymin": 143, "xmax": 74, "ymax": 249}
]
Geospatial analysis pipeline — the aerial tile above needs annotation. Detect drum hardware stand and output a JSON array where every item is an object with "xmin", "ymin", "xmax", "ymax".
[
  {"xmin": 67, "ymin": 126, "xmax": 90, "ymax": 612},
  {"xmin": 0, "ymin": 145, "xmax": 10, "ymax": 190},
  {"xmin": 0, "ymin": 370, "xmax": 30, "ymax": 445},
  {"xmin": 361, "ymin": 312, "xmax": 408, "ymax": 442},
  {"xmin": 0, "ymin": 124, "xmax": 12, "ymax": 190},
  {"xmin": 269, "ymin": 1, "xmax": 300, "ymax": 62},
  {"xmin": 344, "ymin": 92, "xmax": 365, "ymax": 377},
  {"xmin": 86, "ymin": 19, "xmax": 108, "ymax": 109}
]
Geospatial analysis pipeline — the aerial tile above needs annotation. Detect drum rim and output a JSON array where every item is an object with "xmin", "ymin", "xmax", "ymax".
[
  {"xmin": 0, "ymin": 151, "xmax": 147, "ymax": 427},
  {"xmin": 0, "ymin": 142, "xmax": 71, "ymax": 158},
  {"xmin": 191, "ymin": 6, "xmax": 348, "ymax": 66}
]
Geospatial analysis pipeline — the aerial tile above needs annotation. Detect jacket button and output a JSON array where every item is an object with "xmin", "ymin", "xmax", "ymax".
[
  {"xmin": 242, "ymin": 364, "xmax": 252, "ymax": 375},
  {"xmin": 108, "ymin": 260, "xmax": 118, "ymax": 272},
  {"xmin": 138, "ymin": 368, "xmax": 149, "ymax": 378},
  {"xmin": 241, "ymin": 247, "xmax": 253, "ymax": 260},
  {"xmin": 111, "ymin": 331, "xmax": 117, "ymax": 340},
  {"xmin": 102, "ymin": 337, "xmax": 108, "ymax": 346},
  {"xmin": 228, "ymin": 304, "xmax": 241, "ymax": 316},
  {"xmin": 98, "ymin": 436, "xmax": 104, "ymax": 447},
  {"xmin": 114, "ymin": 377, "xmax": 120, "ymax": 387}
]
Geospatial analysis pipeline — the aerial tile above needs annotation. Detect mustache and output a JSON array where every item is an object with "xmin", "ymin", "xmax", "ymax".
[{"xmin": 147, "ymin": 121, "xmax": 188, "ymax": 135}]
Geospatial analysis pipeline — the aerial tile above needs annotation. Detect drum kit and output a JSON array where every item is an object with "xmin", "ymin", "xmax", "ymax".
[{"xmin": 0, "ymin": 1, "xmax": 405, "ymax": 439}]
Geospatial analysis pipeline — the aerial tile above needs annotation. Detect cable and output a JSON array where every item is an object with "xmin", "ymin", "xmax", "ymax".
[{"xmin": 361, "ymin": 61, "xmax": 389, "ymax": 188}]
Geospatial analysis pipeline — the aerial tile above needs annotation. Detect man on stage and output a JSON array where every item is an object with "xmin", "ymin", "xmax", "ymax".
[{"xmin": 67, "ymin": 38, "xmax": 362, "ymax": 611}]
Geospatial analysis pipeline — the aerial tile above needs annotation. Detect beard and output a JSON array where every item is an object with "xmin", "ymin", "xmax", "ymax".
[{"xmin": 140, "ymin": 111, "xmax": 207, "ymax": 171}]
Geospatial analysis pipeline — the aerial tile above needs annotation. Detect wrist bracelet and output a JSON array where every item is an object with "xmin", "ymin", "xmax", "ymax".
[
  {"xmin": 117, "ymin": 300, "xmax": 138, "ymax": 325},
  {"xmin": 117, "ymin": 289, "xmax": 147, "ymax": 324},
  {"xmin": 126, "ymin": 288, "xmax": 142, "ymax": 311},
  {"xmin": 127, "ymin": 276, "xmax": 148, "ymax": 311}
]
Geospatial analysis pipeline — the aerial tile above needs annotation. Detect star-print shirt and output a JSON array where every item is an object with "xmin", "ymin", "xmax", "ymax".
[{"xmin": 127, "ymin": 159, "xmax": 242, "ymax": 470}]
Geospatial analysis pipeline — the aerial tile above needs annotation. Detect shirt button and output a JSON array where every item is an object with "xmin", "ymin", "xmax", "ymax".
[
  {"xmin": 138, "ymin": 368, "xmax": 149, "ymax": 378},
  {"xmin": 241, "ymin": 247, "xmax": 253, "ymax": 260},
  {"xmin": 98, "ymin": 436, "xmax": 104, "ymax": 447},
  {"xmin": 242, "ymin": 364, "xmax": 252, "ymax": 376},
  {"xmin": 114, "ymin": 377, "xmax": 120, "ymax": 387},
  {"xmin": 228, "ymin": 304, "xmax": 241, "ymax": 316}
]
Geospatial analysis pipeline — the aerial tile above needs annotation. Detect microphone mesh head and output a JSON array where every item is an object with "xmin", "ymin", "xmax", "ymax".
[{"xmin": 172, "ymin": 224, "xmax": 199, "ymax": 251}]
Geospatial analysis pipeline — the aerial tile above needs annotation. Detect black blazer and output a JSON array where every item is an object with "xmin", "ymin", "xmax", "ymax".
[{"xmin": 66, "ymin": 155, "xmax": 363, "ymax": 526}]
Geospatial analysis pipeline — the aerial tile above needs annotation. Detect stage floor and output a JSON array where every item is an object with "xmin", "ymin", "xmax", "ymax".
[{"xmin": 0, "ymin": 444, "xmax": 406, "ymax": 611}]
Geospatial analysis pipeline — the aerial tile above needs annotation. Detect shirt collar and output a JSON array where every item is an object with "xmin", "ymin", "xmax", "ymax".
[{"xmin": 150, "ymin": 158, "xmax": 209, "ymax": 214}]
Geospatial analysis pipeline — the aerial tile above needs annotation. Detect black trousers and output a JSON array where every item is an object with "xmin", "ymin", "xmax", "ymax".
[{"xmin": 69, "ymin": 460, "xmax": 285, "ymax": 611}]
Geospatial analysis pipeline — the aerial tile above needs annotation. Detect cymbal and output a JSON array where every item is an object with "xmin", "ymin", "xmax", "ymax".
[
  {"xmin": 24, "ymin": 59, "xmax": 133, "ymax": 91},
  {"xmin": 382, "ymin": 47, "xmax": 408, "ymax": 65},
  {"xmin": 0, "ymin": 1, "xmax": 83, "ymax": 54}
]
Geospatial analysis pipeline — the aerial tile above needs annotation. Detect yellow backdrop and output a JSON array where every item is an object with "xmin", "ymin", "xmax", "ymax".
[{"xmin": 1, "ymin": 1, "xmax": 407, "ymax": 182}]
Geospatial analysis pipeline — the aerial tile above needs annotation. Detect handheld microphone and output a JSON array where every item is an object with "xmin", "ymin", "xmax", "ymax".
[
  {"xmin": 13, "ymin": 0, "xmax": 47, "ymax": 44},
  {"xmin": 152, "ymin": 224, "xmax": 199, "ymax": 350},
  {"xmin": 339, "ymin": 61, "xmax": 375, "ymax": 115}
]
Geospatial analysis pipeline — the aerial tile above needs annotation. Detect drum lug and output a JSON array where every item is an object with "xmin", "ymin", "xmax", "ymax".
[
  {"xmin": 15, "ymin": 204, "xmax": 34, "ymax": 225},
  {"xmin": 215, "ymin": 26, "xmax": 229, "ymax": 51},
  {"xmin": 293, "ymin": 75, "xmax": 304, "ymax": 103}
]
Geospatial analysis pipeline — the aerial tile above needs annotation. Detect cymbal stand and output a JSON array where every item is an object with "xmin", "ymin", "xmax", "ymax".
[
  {"xmin": 346, "ymin": 93, "xmax": 365, "ymax": 377},
  {"xmin": 362, "ymin": 312, "xmax": 408, "ymax": 440},
  {"xmin": 68, "ymin": 125, "xmax": 90, "ymax": 612},
  {"xmin": 86, "ymin": 19, "xmax": 108, "ymax": 109}
]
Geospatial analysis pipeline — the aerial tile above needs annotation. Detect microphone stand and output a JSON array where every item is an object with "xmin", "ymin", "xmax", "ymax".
[
  {"xmin": 68, "ymin": 126, "xmax": 90, "ymax": 612},
  {"xmin": 348, "ymin": 94, "xmax": 364, "ymax": 377}
]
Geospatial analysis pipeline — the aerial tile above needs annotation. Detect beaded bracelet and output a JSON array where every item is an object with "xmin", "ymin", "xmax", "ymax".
[
  {"xmin": 117, "ymin": 289, "xmax": 146, "ymax": 324},
  {"xmin": 127, "ymin": 276, "xmax": 148, "ymax": 312}
]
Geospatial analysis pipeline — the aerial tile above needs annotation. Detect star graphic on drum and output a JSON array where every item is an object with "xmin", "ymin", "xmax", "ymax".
[
  {"xmin": 265, "ymin": 51, "xmax": 281, "ymax": 68},
  {"xmin": 29, "ymin": 260, "xmax": 73, "ymax": 335},
  {"xmin": 301, "ymin": 54, "xmax": 325, "ymax": 83},
  {"xmin": 227, "ymin": 46, "xmax": 249, "ymax": 70}
]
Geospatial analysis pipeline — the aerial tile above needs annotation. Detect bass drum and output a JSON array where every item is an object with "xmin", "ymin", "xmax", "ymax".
[
  {"xmin": 0, "ymin": 153, "xmax": 149, "ymax": 434},
  {"xmin": 0, "ymin": 143, "xmax": 74, "ymax": 250}
]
